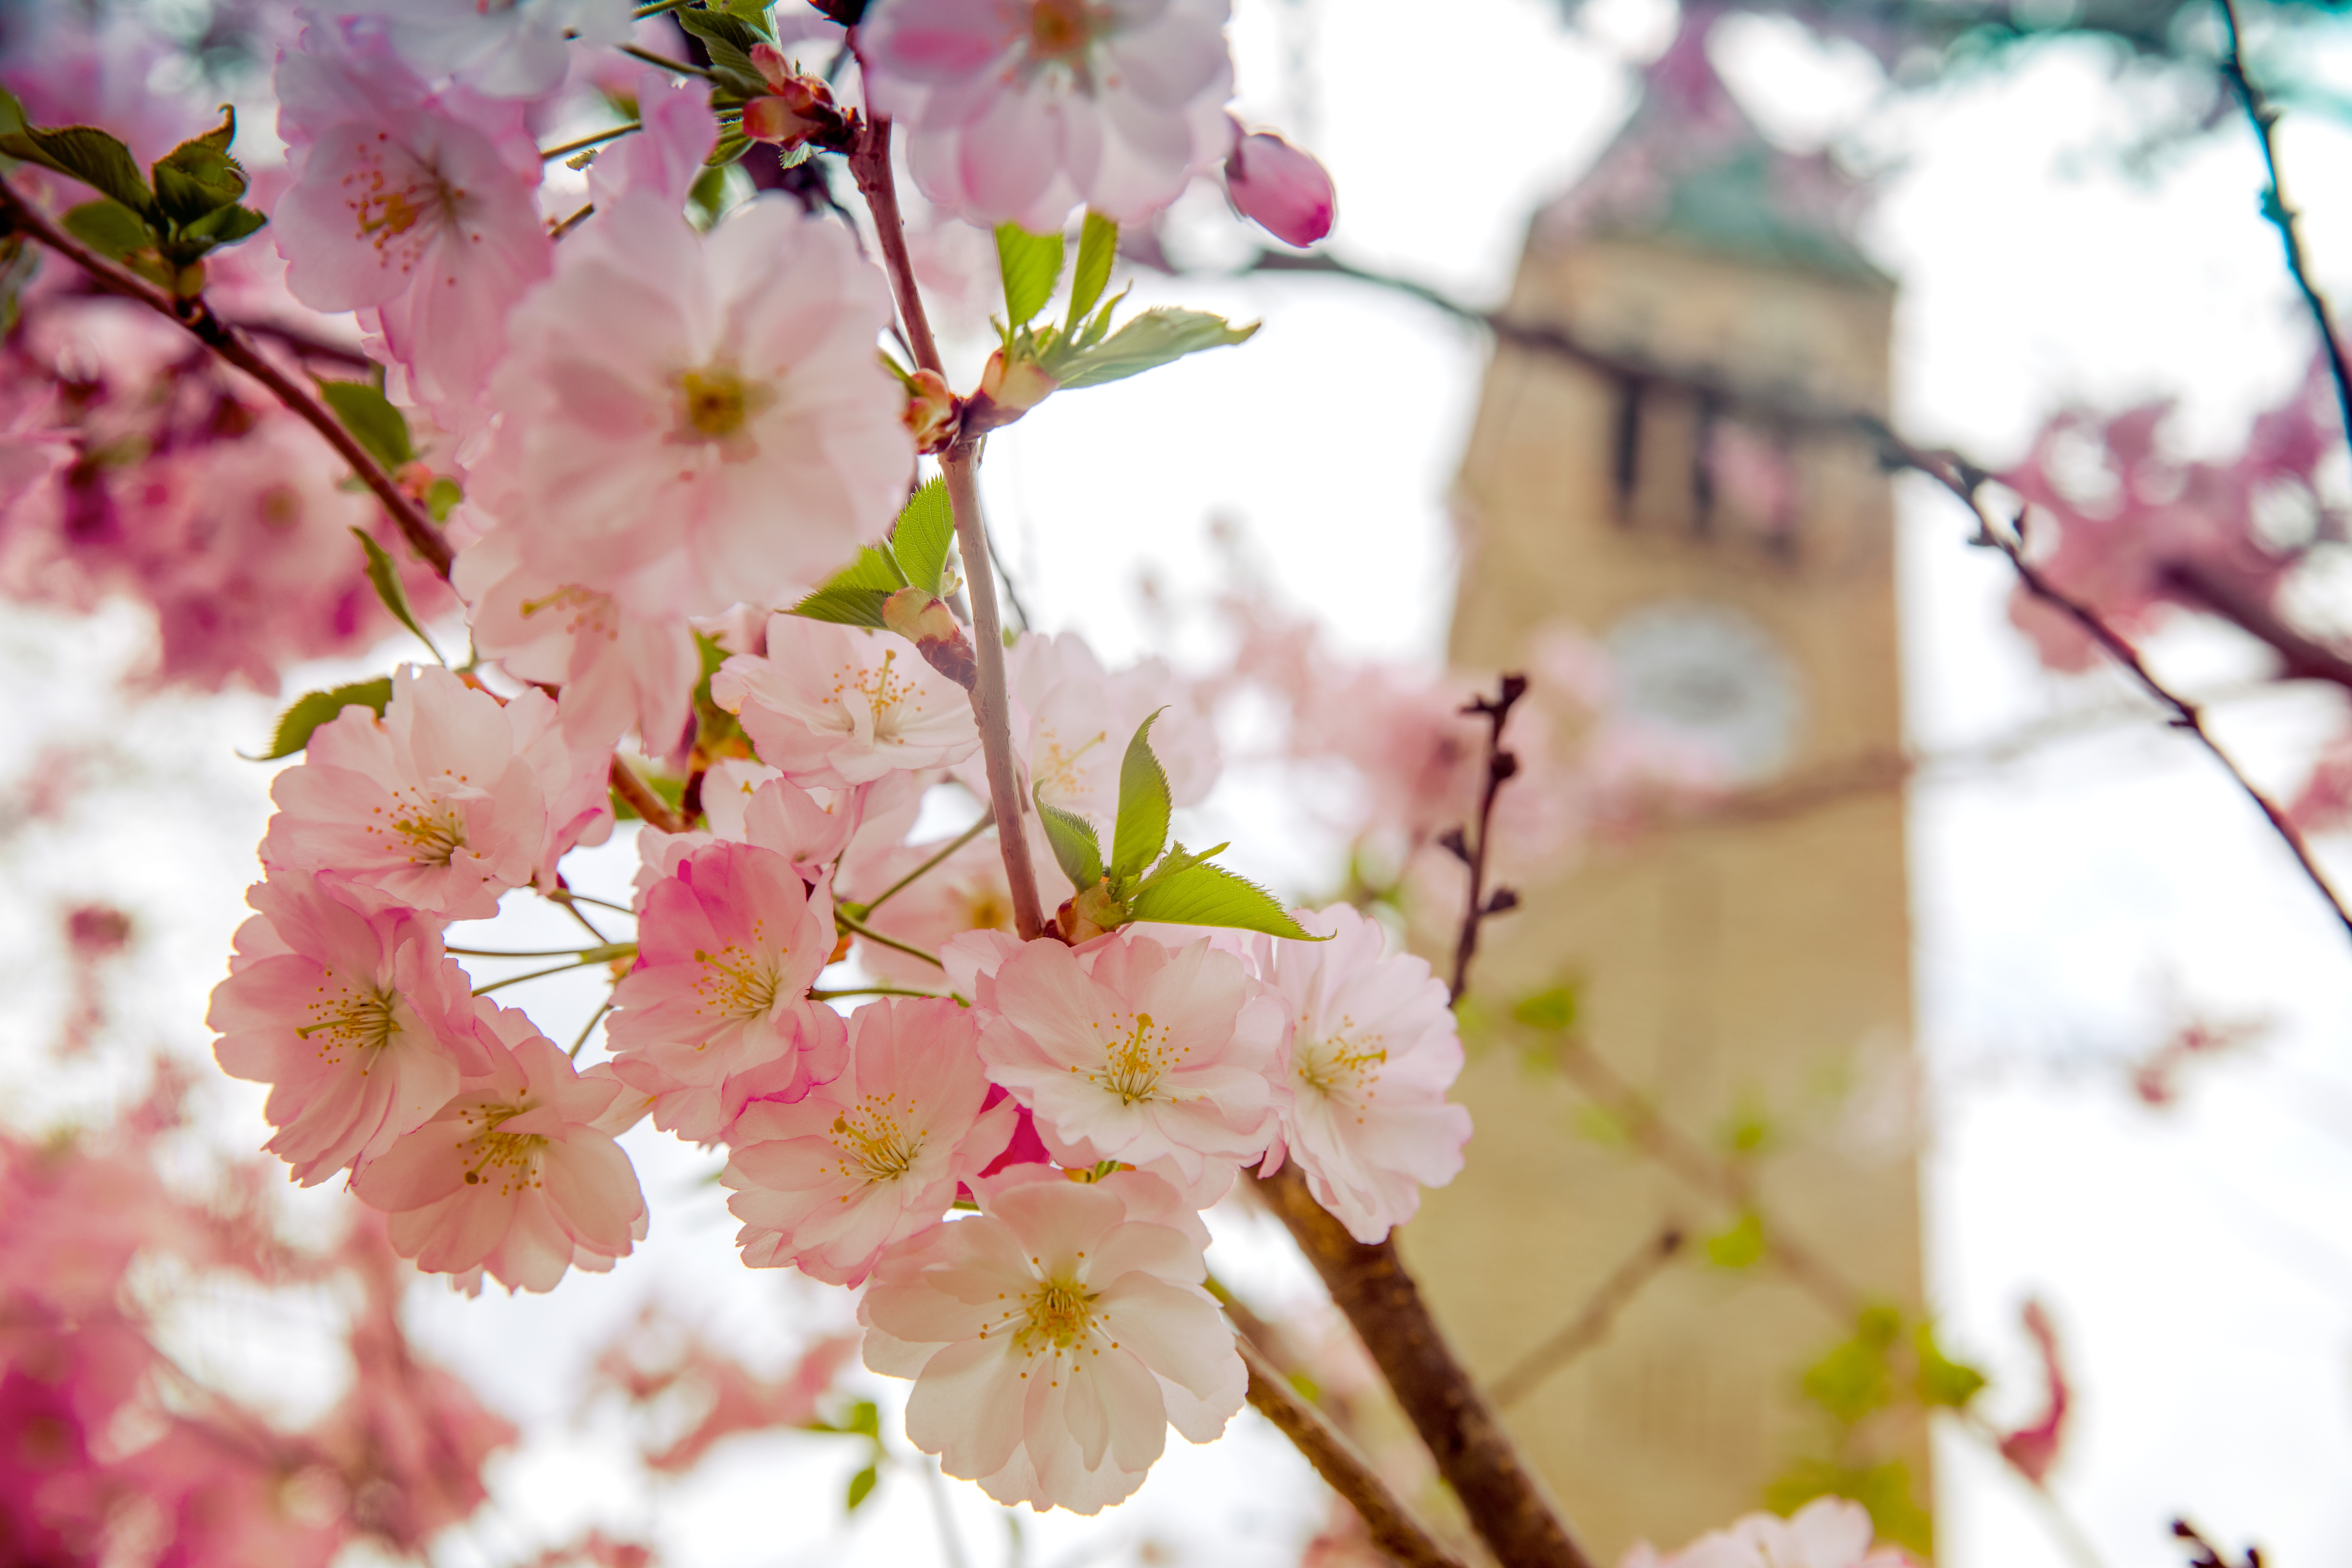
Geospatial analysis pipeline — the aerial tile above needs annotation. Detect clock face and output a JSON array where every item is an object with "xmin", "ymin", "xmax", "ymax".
[{"xmin": 1604, "ymin": 600, "xmax": 1804, "ymax": 783}]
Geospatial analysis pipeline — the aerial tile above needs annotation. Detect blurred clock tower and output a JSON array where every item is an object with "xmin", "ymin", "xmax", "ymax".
[{"xmin": 1402, "ymin": 14, "xmax": 1928, "ymax": 1556}]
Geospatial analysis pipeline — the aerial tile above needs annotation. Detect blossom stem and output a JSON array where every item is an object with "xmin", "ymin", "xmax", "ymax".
[
  {"xmin": 1236, "ymin": 1334, "xmax": 1467, "ymax": 1568},
  {"xmin": 618, "ymin": 42, "xmax": 718, "ymax": 81},
  {"xmin": 470, "ymin": 958, "xmax": 607, "ymax": 996},
  {"xmin": 1254, "ymin": 1163, "xmax": 1596, "ymax": 1568},
  {"xmin": 848, "ymin": 117, "xmax": 1046, "ymax": 941},
  {"xmin": 845, "ymin": 810, "xmax": 993, "ymax": 919},
  {"xmin": 0, "ymin": 179, "xmax": 454, "ymax": 576},
  {"xmin": 831, "ymin": 911, "xmax": 946, "ymax": 969},
  {"xmin": 447, "ymin": 943, "xmax": 637, "ymax": 961},
  {"xmin": 807, "ymin": 985, "xmax": 945, "ymax": 1001},
  {"xmin": 540, "ymin": 122, "xmax": 641, "ymax": 162},
  {"xmin": 569, "ymin": 998, "xmax": 614, "ymax": 1059},
  {"xmin": 549, "ymin": 201, "xmax": 597, "ymax": 241},
  {"xmin": 610, "ymin": 757, "xmax": 688, "ymax": 834},
  {"xmin": 1447, "ymin": 674, "xmax": 1526, "ymax": 1004}
]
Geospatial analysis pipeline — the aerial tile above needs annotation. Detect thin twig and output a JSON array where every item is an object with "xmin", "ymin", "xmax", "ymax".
[
  {"xmin": 1253, "ymin": 1163, "xmax": 1596, "ymax": 1568},
  {"xmin": 1487, "ymin": 1225, "xmax": 1687, "ymax": 1409},
  {"xmin": 808, "ymin": 985, "xmax": 948, "ymax": 1001},
  {"xmin": 619, "ymin": 42, "xmax": 718, "ymax": 80},
  {"xmin": 848, "ymin": 117, "xmax": 1045, "ymax": 941},
  {"xmin": 1445, "ymin": 674, "xmax": 1527, "ymax": 1003},
  {"xmin": 833, "ymin": 910, "xmax": 946, "ymax": 970},
  {"xmin": 851, "ymin": 810, "xmax": 993, "ymax": 917},
  {"xmin": 1236, "ymin": 1335, "xmax": 1468, "ymax": 1568},
  {"xmin": 570, "ymin": 998, "xmax": 614, "ymax": 1060},
  {"xmin": 471, "ymin": 959, "xmax": 602, "ymax": 996},
  {"xmin": 0, "ymin": 179, "xmax": 453, "ymax": 575},
  {"xmin": 610, "ymin": 757, "xmax": 688, "ymax": 834},
  {"xmin": 541, "ymin": 121, "xmax": 641, "ymax": 162},
  {"xmin": 548, "ymin": 201, "xmax": 597, "ymax": 241},
  {"xmin": 2174, "ymin": 1518, "xmax": 2264, "ymax": 1568},
  {"xmin": 2216, "ymin": 0, "xmax": 2352, "ymax": 444}
]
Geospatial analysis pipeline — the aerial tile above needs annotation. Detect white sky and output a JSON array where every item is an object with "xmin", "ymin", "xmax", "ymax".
[{"xmin": 7, "ymin": 0, "xmax": 2352, "ymax": 1564}]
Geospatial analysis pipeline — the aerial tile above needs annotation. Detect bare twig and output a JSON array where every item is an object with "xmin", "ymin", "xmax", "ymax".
[
  {"xmin": 1445, "ymin": 673, "xmax": 1528, "ymax": 1004},
  {"xmin": 1487, "ymin": 1226, "xmax": 1686, "ymax": 1409},
  {"xmin": 848, "ymin": 117, "xmax": 1045, "ymax": 941},
  {"xmin": 609, "ymin": 757, "xmax": 687, "ymax": 835},
  {"xmin": 0, "ymin": 179, "xmax": 453, "ymax": 576},
  {"xmin": 2174, "ymin": 1518, "xmax": 2264, "ymax": 1568},
  {"xmin": 1237, "ymin": 1334, "xmax": 1469, "ymax": 1568},
  {"xmin": 1254, "ymin": 1164, "xmax": 1595, "ymax": 1568},
  {"xmin": 2216, "ymin": 0, "xmax": 2352, "ymax": 445}
]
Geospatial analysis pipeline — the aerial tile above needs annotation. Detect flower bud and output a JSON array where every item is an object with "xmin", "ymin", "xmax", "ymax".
[
  {"xmin": 741, "ymin": 50, "xmax": 845, "ymax": 150},
  {"xmin": 901, "ymin": 367, "xmax": 959, "ymax": 454},
  {"xmin": 1225, "ymin": 128, "xmax": 1336, "ymax": 248},
  {"xmin": 882, "ymin": 587, "xmax": 978, "ymax": 691},
  {"xmin": 966, "ymin": 347, "xmax": 1058, "ymax": 433}
]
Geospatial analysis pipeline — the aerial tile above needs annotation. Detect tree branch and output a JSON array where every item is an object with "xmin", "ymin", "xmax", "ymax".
[
  {"xmin": 1445, "ymin": 673, "xmax": 1527, "ymax": 1003},
  {"xmin": 610, "ymin": 757, "xmax": 687, "ymax": 835},
  {"xmin": 0, "ymin": 178, "xmax": 453, "ymax": 578},
  {"xmin": 1237, "ymin": 1334, "xmax": 1467, "ymax": 1568},
  {"xmin": 849, "ymin": 118, "xmax": 1046, "ymax": 941},
  {"xmin": 1487, "ymin": 1225, "xmax": 1686, "ymax": 1410},
  {"xmin": 1254, "ymin": 1163, "xmax": 1596, "ymax": 1568}
]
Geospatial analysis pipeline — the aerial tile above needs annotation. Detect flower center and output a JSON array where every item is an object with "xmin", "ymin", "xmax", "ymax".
[
  {"xmin": 1092, "ymin": 1009, "xmax": 1176, "ymax": 1105},
  {"xmin": 458, "ymin": 1101, "xmax": 546, "ymax": 1195},
  {"xmin": 671, "ymin": 364, "xmax": 773, "ymax": 445},
  {"xmin": 294, "ymin": 983, "xmax": 407, "ymax": 1059},
  {"xmin": 1027, "ymin": 0, "xmax": 1093, "ymax": 62},
  {"xmin": 692, "ymin": 939, "xmax": 785, "ymax": 1020},
  {"xmin": 829, "ymin": 1094, "xmax": 925, "ymax": 1184},
  {"xmin": 388, "ymin": 803, "xmax": 467, "ymax": 867},
  {"xmin": 1296, "ymin": 1019, "xmax": 1386, "ymax": 1100},
  {"xmin": 1017, "ymin": 1276, "xmax": 1098, "ymax": 1352},
  {"xmin": 1032, "ymin": 728, "xmax": 1107, "ymax": 802},
  {"xmin": 841, "ymin": 649, "xmax": 929, "ymax": 740}
]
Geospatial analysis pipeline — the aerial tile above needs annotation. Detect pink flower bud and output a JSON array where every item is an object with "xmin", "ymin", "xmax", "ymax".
[{"xmin": 1225, "ymin": 129, "xmax": 1336, "ymax": 247}]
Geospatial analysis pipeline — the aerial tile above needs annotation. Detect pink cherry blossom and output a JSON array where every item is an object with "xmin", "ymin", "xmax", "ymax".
[
  {"xmin": 605, "ymin": 841, "xmax": 848, "ymax": 1142},
  {"xmin": 1225, "ymin": 126, "xmax": 1337, "ymax": 247},
  {"xmin": 714, "ymin": 614, "xmax": 981, "ymax": 785},
  {"xmin": 860, "ymin": 0, "xmax": 1239, "ymax": 232},
  {"xmin": 274, "ymin": 24, "xmax": 551, "ymax": 424},
  {"xmin": 859, "ymin": 1166, "xmax": 1243, "ymax": 1513},
  {"xmin": 723, "ymin": 996, "xmax": 1016, "ymax": 1284},
  {"xmin": 586, "ymin": 70, "xmax": 719, "ymax": 211},
  {"xmin": 206, "ymin": 872, "xmax": 490, "ymax": 1184},
  {"xmin": 1619, "ymin": 1497, "xmax": 1919, "ymax": 1568},
  {"xmin": 455, "ymin": 531, "xmax": 702, "ymax": 755},
  {"xmin": 849, "ymin": 827, "xmax": 1014, "ymax": 989},
  {"xmin": 352, "ymin": 1003, "xmax": 648, "ymax": 1292},
  {"xmin": 1249, "ymin": 905, "xmax": 1470, "ymax": 1244},
  {"xmin": 262, "ymin": 665, "xmax": 606, "ymax": 921},
  {"xmin": 338, "ymin": 0, "xmax": 633, "ymax": 99},
  {"xmin": 977, "ymin": 931, "xmax": 1289, "ymax": 1185},
  {"xmin": 467, "ymin": 191, "xmax": 911, "ymax": 618}
]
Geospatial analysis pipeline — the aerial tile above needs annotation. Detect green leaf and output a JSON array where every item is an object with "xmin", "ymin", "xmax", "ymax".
[
  {"xmin": 152, "ymin": 112, "xmax": 247, "ymax": 224},
  {"xmin": 1065, "ymin": 210, "xmax": 1118, "ymax": 329},
  {"xmin": 1035, "ymin": 788, "xmax": 1105, "ymax": 891},
  {"xmin": 1801, "ymin": 1306, "xmax": 1903, "ymax": 1427},
  {"xmin": 846, "ymin": 1400, "xmax": 880, "ymax": 1438},
  {"xmin": 425, "ymin": 476, "xmax": 463, "ymax": 523},
  {"xmin": 246, "ymin": 678, "xmax": 393, "ymax": 761},
  {"xmin": 317, "ymin": 380, "xmax": 415, "ymax": 470},
  {"xmin": 995, "ymin": 220, "xmax": 1065, "ymax": 327},
  {"xmin": 889, "ymin": 478, "xmax": 955, "ymax": 597},
  {"xmin": 1911, "ymin": 1322, "xmax": 1987, "ymax": 1410},
  {"xmin": 845, "ymin": 1463, "xmax": 879, "ymax": 1512},
  {"xmin": 1127, "ymin": 861, "xmax": 1314, "ymax": 939},
  {"xmin": 0, "ymin": 115, "xmax": 154, "ymax": 216},
  {"xmin": 177, "ymin": 202, "xmax": 266, "ymax": 248},
  {"xmin": 1512, "ymin": 986, "xmax": 1579, "ymax": 1032},
  {"xmin": 674, "ymin": 6, "xmax": 769, "ymax": 88},
  {"xmin": 1110, "ymin": 710, "xmax": 1172, "ymax": 880},
  {"xmin": 788, "ymin": 585, "xmax": 891, "ymax": 628},
  {"xmin": 349, "ymin": 527, "xmax": 444, "ymax": 662},
  {"xmin": 1703, "ymin": 1209, "xmax": 1766, "ymax": 1270},
  {"xmin": 705, "ymin": 124, "xmax": 753, "ymax": 169},
  {"xmin": 1049, "ymin": 308, "xmax": 1258, "ymax": 391},
  {"xmin": 61, "ymin": 200, "xmax": 151, "ymax": 262}
]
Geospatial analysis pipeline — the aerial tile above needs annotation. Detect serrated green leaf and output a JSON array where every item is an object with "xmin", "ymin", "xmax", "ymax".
[
  {"xmin": 674, "ymin": 6, "xmax": 768, "ymax": 84},
  {"xmin": 1703, "ymin": 1209, "xmax": 1766, "ymax": 1270},
  {"xmin": 245, "ymin": 678, "xmax": 393, "ymax": 761},
  {"xmin": 1050, "ymin": 308, "xmax": 1258, "ymax": 392},
  {"xmin": 152, "ymin": 112, "xmax": 247, "ymax": 224},
  {"xmin": 62, "ymin": 200, "xmax": 151, "ymax": 262},
  {"xmin": 177, "ymin": 202, "xmax": 266, "ymax": 248},
  {"xmin": 1126, "ymin": 861, "xmax": 1315, "ymax": 939},
  {"xmin": 705, "ymin": 124, "xmax": 753, "ymax": 168},
  {"xmin": 995, "ymin": 220, "xmax": 1064, "ymax": 327},
  {"xmin": 888, "ymin": 478, "xmax": 955, "ymax": 597},
  {"xmin": 1065, "ymin": 210, "xmax": 1117, "ymax": 329},
  {"xmin": 193, "ymin": 106, "xmax": 236, "ymax": 154},
  {"xmin": 349, "ymin": 527, "xmax": 443, "ymax": 662},
  {"xmin": 845, "ymin": 1462, "xmax": 878, "ymax": 1511},
  {"xmin": 788, "ymin": 584, "xmax": 891, "ymax": 628},
  {"xmin": 317, "ymin": 380, "xmax": 415, "ymax": 470},
  {"xmin": 1110, "ymin": 710, "xmax": 1171, "ymax": 880},
  {"xmin": 1035, "ymin": 788, "xmax": 1104, "ymax": 891},
  {"xmin": 0, "ymin": 120, "xmax": 154, "ymax": 216},
  {"xmin": 838, "ymin": 545, "xmax": 909, "ymax": 593}
]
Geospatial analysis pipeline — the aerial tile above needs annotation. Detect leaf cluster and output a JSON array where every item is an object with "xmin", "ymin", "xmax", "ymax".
[
  {"xmin": 788, "ymin": 479, "xmax": 958, "ymax": 629},
  {"xmin": 970, "ymin": 215, "xmax": 1258, "ymax": 429},
  {"xmin": 671, "ymin": 5, "xmax": 846, "ymax": 170},
  {"xmin": 0, "ymin": 92, "xmax": 266, "ymax": 294},
  {"xmin": 1033, "ymin": 712, "xmax": 1317, "ymax": 941}
]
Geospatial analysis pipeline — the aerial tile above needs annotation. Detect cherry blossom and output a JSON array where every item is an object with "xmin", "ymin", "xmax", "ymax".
[
  {"xmin": 336, "ymin": 0, "xmax": 634, "ymax": 100},
  {"xmin": 714, "ymin": 614, "xmax": 981, "ymax": 785},
  {"xmin": 263, "ymin": 664, "xmax": 606, "ymax": 921},
  {"xmin": 977, "ymin": 931, "xmax": 1290, "ymax": 1185},
  {"xmin": 207, "ymin": 872, "xmax": 490, "ymax": 1184},
  {"xmin": 859, "ymin": 1166, "xmax": 1243, "ymax": 1513},
  {"xmin": 274, "ymin": 24, "xmax": 551, "ymax": 423},
  {"xmin": 467, "ymin": 191, "xmax": 911, "ymax": 618},
  {"xmin": 1249, "ymin": 905, "xmax": 1470, "ymax": 1244},
  {"xmin": 605, "ymin": 841, "xmax": 848, "ymax": 1142},
  {"xmin": 1225, "ymin": 127, "xmax": 1337, "ymax": 247},
  {"xmin": 1619, "ymin": 1497, "xmax": 1919, "ymax": 1568},
  {"xmin": 586, "ymin": 70, "xmax": 719, "ymax": 211},
  {"xmin": 724, "ymin": 996, "xmax": 1016, "ymax": 1285},
  {"xmin": 352, "ymin": 1004, "xmax": 648, "ymax": 1292},
  {"xmin": 858, "ymin": 0, "xmax": 1239, "ymax": 232},
  {"xmin": 849, "ymin": 828, "xmax": 1015, "ymax": 989}
]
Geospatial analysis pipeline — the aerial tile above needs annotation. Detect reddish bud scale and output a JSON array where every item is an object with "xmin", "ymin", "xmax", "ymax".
[{"xmin": 882, "ymin": 587, "xmax": 979, "ymax": 691}]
